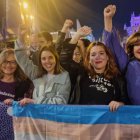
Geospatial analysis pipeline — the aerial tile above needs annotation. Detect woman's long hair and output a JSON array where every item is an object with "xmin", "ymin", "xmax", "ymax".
[
  {"xmin": 0, "ymin": 49, "xmax": 27, "ymax": 81},
  {"xmin": 84, "ymin": 41, "xmax": 120, "ymax": 80},
  {"xmin": 37, "ymin": 46, "xmax": 63, "ymax": 77}
]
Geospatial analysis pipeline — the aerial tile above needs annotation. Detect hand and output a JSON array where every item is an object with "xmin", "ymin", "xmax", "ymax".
[
  {"xmin": 69, "ymin": 26, "xmax": 92, "ymax": 44},
  {"xmin": 76, "ymin": 26, "xmax": 92, "ymax": 37},
  {"xmin": 4, "ymin": 99, "xmax": 14, "ymax": 105},
  {"xmin": 19, "ymin": 98, "xmax": 35, "ymax": 106},
  {"xmin": 61, "ymin": 19, "xmax": 73, "ymax": 33},
  {"xmin": 17, "ymin": 25, "xmax": 29, "ymax": 43},
  {"xmin": 104, "ymin": 5, "xmax": 116, "ymax": 19},
  {"xmin": 109, "ymin": 101, "xmax": 124, "ymax": 112}
]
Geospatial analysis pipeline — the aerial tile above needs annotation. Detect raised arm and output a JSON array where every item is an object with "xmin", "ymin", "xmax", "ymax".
[
  {"xmin": 60, "ymin": 26, "xmax": 92, "ymax": 66},
  {"xmin": 104, "ymin": 4, "xmax": 116, "ymax": 32},
  {"xmin": 14, "ymin": 27, "xmax": 40, "ymax": 80},
  {"xmin": 70, "ymin": 26, "xmax": 92, "ymax": 44},
  {"xmin": 103, "ymin": 5, "xmax": 129, "ymax": 72},
  {"xmin": 55, "ymin": 19, "xmax": 73, "ymax": 55}
]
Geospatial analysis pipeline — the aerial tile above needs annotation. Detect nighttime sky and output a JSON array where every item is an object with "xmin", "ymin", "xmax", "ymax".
[
  {"xmin": 0, "ymin": 0, "xmax": 140, "ymax": 39},
  {"xmin": 37, "ymin": 0, "xmax": 140, "ymax": 39}
]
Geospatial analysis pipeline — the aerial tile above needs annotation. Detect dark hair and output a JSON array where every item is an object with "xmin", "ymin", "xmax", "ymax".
[
  {"xmin": 84, "ymin": 41, "xmax": 120, "ymax": 80},
  {"xmin": 6, "ymin": 41, "xmax": 15, "ymax": 49},
  {"xmin": 37, "ymin": 46, "xmax": 63, "ymax": 77},
  {"xmin": 64, "ymin": 38, "xmax": 72, "ymax": 43},
  {"xmin": 38, "ymin": 31, "xmax": 53, "ymax": 42},
  {"xmin": 0, "ymin": 49, "xmax": 27, "ymax": 81},
  {"xmin": 126, "ymin": 31, "xmax": 140, "ymax": 58},
  {"xmin": 80, "ymin": 38, "xmax": 91, "ymax": 48}
]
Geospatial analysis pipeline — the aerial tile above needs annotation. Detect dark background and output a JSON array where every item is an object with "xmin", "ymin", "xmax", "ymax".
[{"xmin": 0, "ymin": 0, "xmax": 140, "ymax": 39}]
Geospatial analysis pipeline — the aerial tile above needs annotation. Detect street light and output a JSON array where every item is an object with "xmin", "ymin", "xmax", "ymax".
[{"xmin": 23, "ymin": 2, "xmax": 28, "ymax": 9}]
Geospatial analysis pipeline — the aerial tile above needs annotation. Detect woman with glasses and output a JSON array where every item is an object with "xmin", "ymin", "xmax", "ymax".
[{"xmin": 0, "ymin": 49, "xmax": 32, "ymax": 104}]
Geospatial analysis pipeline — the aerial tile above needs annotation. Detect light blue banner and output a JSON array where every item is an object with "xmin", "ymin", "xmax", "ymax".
[{"xmin": 12, "ymin": 101, "xmax": 140, "ymax": 125}]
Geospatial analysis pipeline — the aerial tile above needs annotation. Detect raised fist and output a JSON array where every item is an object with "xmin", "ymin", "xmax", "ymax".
[
  {"xmin": 64, "ymin": 19, "xmax": 73, "ymax": 28},
  {"xmin": 104, "ymin": 5, "xmax": 116, "ymax": 19},
  {"xmin": 17, "ymin": 24, "xmax": 29, "ymax": 42},
  {"xmin": 61, "ymin": 19, "xmax": 73, "ymax": 32}
]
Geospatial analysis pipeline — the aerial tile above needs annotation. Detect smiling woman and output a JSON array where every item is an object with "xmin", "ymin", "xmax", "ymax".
[
  {"xmin": 0, "ymin": 49, "xmax": 33, "ymax": 104},
  {"xmin": 39, "ymin": 47, "xmax": 62, "ymax": 75},
  {"xmin": 1, "ymin": 58, "xmax": 17, "ymax": 76},
  {"xmin": 103, "ymin": 4, "xmax": 140, "ymax": 105},
  {"xmin": 78, "ymin": 41, "xmax": 128, "ymax": 111},
  {"xmin": 15, "ymin": 43, "xmax": 71, "ymax": 105}
]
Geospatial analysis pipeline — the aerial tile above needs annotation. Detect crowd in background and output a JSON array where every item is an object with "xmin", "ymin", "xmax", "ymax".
[{"xmin": 0, "ymin": 5, "xmax": 140, "ymax": 114}]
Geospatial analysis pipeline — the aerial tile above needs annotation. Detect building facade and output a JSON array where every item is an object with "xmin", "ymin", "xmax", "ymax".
[{"xmin": 124, "ymin": 12, "xmax": 140, "ymax": 36}]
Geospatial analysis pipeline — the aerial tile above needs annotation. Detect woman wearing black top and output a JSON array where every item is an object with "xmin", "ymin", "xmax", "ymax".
[
  {"xmin": 79, "ymin": 42, "xmax": 127, "ymax": 111},
  {"xmin": 58, "ymin": 26, "xmax": 128, "ymax": 111},
  {"xmin": 0, "ymin": 49, "xmax": 33, "ymax": 105}
]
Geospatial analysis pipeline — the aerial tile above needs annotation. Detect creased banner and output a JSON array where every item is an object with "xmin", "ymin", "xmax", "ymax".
[{"xmin": 12, "ymin": 102, "xmax": 140, "ymax": 140}]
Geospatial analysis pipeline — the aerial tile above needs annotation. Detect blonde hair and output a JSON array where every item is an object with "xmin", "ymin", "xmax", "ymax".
[{"xmin": 0, "ymin": 49, "xmax": 27, "ymax": 81}]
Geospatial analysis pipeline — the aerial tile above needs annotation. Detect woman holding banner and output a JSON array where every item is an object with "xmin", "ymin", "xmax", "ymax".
[
  {"xmin": 14, "ymin": 44, "xmax": 71, "ymax": 105},
  {"xmin": 59, "ymin": 26, "xmax": 128, "ymax": 111},
  {"xmin": 0, "ymin": 49, "xmax": 32, "ymax": 104}
]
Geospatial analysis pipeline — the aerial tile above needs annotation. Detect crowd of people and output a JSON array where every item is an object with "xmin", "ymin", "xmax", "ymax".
[{"xmin": 0, "ymin": 4, "xmax": 140, "ymax": 113}]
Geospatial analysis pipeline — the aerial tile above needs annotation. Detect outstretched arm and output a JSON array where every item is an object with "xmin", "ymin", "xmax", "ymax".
[
  {"xmin": 16, "ymin": 25, "xmax": 29, "ymax": 48},
  {"xmin": 70, "ymin": 26, "xmax": 92, "ymax": 44},
  {"xmin": 15, "ymin": 44, "xmax": 39, "ymax": 80},
  {"xmin": 60, "ymin": 26, "xmax": 92, "ymax": 66},
  {"xmin": 103, "ymin": 5, "xmax": 129, "ymax": 72},
  {"xmin": 15, "ymin": 27, "xmax": 40, "ymax": 80},
  {"xmin": 55, "ymin": 19, "xmax": 73, "ymax": 55},
  {"xmin": 104, "ymin": 5, "xmax": 116, "ymax": 32},
  {"xmin": 61, "ymin": 19, "xmax": 73, "ymax": 33}
]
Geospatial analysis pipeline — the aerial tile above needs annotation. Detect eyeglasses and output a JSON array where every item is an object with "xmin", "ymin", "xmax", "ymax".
[{"xmin": 2, "ymin": 60, "xmax": 17, "ymax": 66}]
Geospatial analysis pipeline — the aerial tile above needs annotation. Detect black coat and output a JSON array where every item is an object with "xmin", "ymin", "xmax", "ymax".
[
  {"xmin": 57, "ymin": 40, "xmax": 129, "ymax": 104},
  {"xmin": 14, "ymin": 79, "xmax": 33, "ymax": 101}
]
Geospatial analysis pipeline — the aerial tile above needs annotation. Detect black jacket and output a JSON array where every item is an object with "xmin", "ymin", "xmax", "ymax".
[
  {"xmin": 14, "ymin": 79, "xmax": 33, "ymax": 101},
  {"xmin": 57, "ymin": 40, "xmax": 129, "ymax": 104}
]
